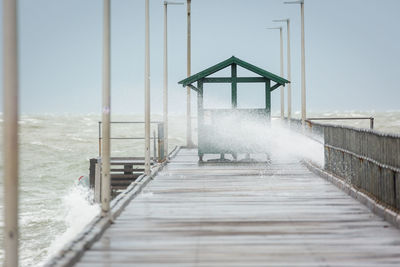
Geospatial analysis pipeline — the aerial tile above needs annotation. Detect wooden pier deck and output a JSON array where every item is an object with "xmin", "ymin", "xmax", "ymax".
[{"xmin": 75, "ymin": 148, "xmax": 400, "ymax": 266}]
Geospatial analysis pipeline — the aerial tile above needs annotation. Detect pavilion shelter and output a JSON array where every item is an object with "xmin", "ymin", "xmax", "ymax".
[{"xmin": 178, "ymin": 56, "xmax": 290, "ymax": 161}]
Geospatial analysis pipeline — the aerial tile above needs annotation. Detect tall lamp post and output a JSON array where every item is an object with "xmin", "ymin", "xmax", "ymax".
[
  {"xmin": 273, "ymin": 18, "xmax": 291, "ymax": 120},
  {"xmin": 186, "ymin": 0, "xmax": 193, "ymax": 147},
  {"xmin": 267, "ymin": 26, "xmax": 284, "ymax": 119},
  {"xmin": 101, "ymin": 0, "xmax": 111, "ymax": 216},
  {"xmin": 144, "ymin": 0, "xmax": 151, "ymax": 175},
  {"xmin": 164, "ymin": 1, "xmax": 184, "ymax": 159},
  {"xmin": 284, "ymin": 0, "xmax": 306, "ymax": 125}
]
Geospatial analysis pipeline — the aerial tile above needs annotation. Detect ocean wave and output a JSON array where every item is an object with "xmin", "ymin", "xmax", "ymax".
[
  {"xmin": 5, "ymin": 112, "xmax": 400, "ymax": 265},
  {"xmin": 41, "ymin": 184, "xmax": 99, "ymax": 265}
]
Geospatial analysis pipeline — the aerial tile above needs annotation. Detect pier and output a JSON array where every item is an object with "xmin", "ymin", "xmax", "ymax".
[
  {"xmin": 47, "ymin": 118, "xmax": 400, "ymax": 266},
  {"xmin": 3, "ymin": 1, "xmax": 400, "ymax": 266},
  {"xmin": 48, "ymin": 146, "xmax": 400, "ymax": 266}
]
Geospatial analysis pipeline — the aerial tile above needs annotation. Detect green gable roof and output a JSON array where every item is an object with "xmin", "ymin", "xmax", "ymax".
[{"xmin": 178, "ymin": 56, "xmax": 290, "ymax": 87}]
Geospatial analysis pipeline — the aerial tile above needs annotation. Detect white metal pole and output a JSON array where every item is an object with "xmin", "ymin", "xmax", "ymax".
[
  {"xmin": 163, "ymin": 2, "xmax": 183, "ymax": 159},
  {"xmin": 284, "ymin": 0, "xmax": 305, "ymax": 124},
  {"xmin": 279, "ymin": 27, "xmax": 284, "ymax": 120},
  {"xmin": 163, "ymin": 2, "xmax": 168, "ymax": 159},
  {"xmin": 3, "ymin": 0, "xmax": 19, "ymax": 265},
  {"xmin": 286, "ymin": 19, "xmax": 292, "ymax": 120},
  {"xmin": 145, "ymin": 0, "xmax": 151, "ymax": 175},
  {"xmin": 186, "ymin": 0, "xmax": 192, "ymax": 147},
  {"xmin": 267, "ymin": 26, "xmax": 284, "ymax": 119},
  {"xmin": 300, "ymin": 1, "xmax": 306, "ymax": 125},
  {"xmin": 101, "ymin": 0, "xmax": 111, "ymax": 215}
]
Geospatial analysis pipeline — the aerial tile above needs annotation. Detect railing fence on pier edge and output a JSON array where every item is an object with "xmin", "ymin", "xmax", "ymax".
[
  {"xmin": 90, "ymin": 121, "xmax": 165, "ymax": 203},
  {"xmin": 287, "ymin": 117, "xmax": 400, "ymax": 212},
  {"xmin": 98, "ymin": 121, "xmax": 165, "ymax": 161}
]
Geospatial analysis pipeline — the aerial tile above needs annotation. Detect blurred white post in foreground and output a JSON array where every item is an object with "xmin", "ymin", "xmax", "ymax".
[
  {"xmin": 3, "ymin": 0, "xmax": 19, "ymax": 266},
  {"xmin": 279, "ymin": 26, "xmax": 284, "ymax": 119}
]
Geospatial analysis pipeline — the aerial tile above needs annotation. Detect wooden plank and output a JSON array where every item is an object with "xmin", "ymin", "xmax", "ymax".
[
  {"xmin": 75, "ymin": 148, "xmax": 400, "ymax": 266},
  {"xmin": 111, "ymin": 174, "xmax": 142, "ymax": 179}
]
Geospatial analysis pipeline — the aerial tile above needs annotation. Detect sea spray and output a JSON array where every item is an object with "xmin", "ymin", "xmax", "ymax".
[
  {"xmin": 198, "ymin": 111, "xmax": 323, "ymax": 164},
  {"xmin": 0, "ymin": 113, "xmax": 186, "ymax": 266},
  {"xmin": 269, "ymin": 120, "xmax": 324, "ymax": 165},
  {"xmin": 0, "ymin": 112, "xmax": 397, "ymax": 265},
  {"xmin": 42, "ymin": 184, "xmax": 99, "ymax": 263}
]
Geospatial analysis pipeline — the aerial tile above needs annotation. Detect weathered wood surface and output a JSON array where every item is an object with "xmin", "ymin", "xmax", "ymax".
[{"xmin": 76, "ymin": 149, "xmax": 400, "ymax": 266}]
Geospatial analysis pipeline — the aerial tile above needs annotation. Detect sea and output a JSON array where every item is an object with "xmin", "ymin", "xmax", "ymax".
[{"xmin": 0, "ymin": 111, "xmax": 399, "ymax": 266}]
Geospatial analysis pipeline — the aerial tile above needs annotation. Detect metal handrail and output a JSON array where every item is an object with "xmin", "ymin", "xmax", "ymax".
[
  {"xmin": 99, "ymin": 121, "xmax": 162, "ymax": 124},
  {"xmin": 98, "ymin": 121, "xmax": 164, "ymax": 161},
  {"xmin": 306, "ymin": 117, "xmax": 374, "ymax": 129}
]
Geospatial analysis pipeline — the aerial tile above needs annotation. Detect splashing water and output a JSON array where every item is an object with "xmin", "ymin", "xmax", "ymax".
[
  {"xmin": 0, "ymin": 114, "xmax": 186, "ymax": 266},
  {"xmin": 199, "ymin": 111, "xmax": 324, "ymax": 165},
  {"xmin": 42, "ymin": 185, "xmax": 99, "ymax": 264},
  {"xmin": 0, "ymin": 111, "xmax": 398, "ymax": 265},
  {"xmin": 269, "ymin": 120, "xmax": 324, "ymax": 165}
]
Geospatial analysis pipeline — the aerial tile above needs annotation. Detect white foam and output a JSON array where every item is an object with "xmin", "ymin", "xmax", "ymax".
[
  {"xmin": 199, "ymin": 112, "xmax": 324, "ymax": 165},
  {"xmin": 42, "ymin": 184, "xmax": 99, "ymax": 263}
]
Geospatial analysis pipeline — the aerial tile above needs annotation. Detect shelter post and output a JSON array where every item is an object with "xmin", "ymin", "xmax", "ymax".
[
  {"xmin": 265, "ymin": 80, "xmax": 271, "ymax": 118},
  {"xmin": 231, "ymin": 63, "xmax": 237, "ymax": 108},
  {"xmin": 197, "ymin": 80, "xmax": 204, "ymax": 161}
]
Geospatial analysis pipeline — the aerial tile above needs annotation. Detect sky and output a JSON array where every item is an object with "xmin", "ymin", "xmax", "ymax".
[{"xmin": 0, "ymin": 0, "xmax": 399, "ymax": 115}]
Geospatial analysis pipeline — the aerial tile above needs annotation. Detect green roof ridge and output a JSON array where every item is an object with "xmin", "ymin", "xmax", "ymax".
[{"xmin": 178, "ymin": 56, "xmax": 289, "ymax": 87}]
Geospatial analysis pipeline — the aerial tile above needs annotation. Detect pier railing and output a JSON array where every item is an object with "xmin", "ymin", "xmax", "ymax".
[
  {"xmin": 323, "ymin": 125, "xmax": 400, "ymax": 211},
  {"xmin": 307, "ymin": 117, "xmax": 374, "ymax": 130},
  {"xmin": 290, "ymin": 118, "xmax": 400, "ymax": 212},
  {"xmin": 90, "ymin": 121, "xmax": 165, "ymax": 202},
  {"xmin": 98, "ymin": 121, "xmax": 165, "ymax": 160}
]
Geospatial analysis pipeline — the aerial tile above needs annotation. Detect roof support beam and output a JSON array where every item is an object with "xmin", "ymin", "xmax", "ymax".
[
  {"xmin": 203, "ymin": 77, "xmax": 267, "ymax": 83},
  {"xmin": 238, "ymin": 77, "xmax": 267, "ymax": 83},
  {"xmin": 188, "ymin": 84, "xmax": 199, "ymax": 93},
  {"xmin": 270, "ymin": 82, "xmax": 283, "ymax": 91},
  {"xmin": 203, "ymin": 77, "xmax": 231, "ymax": 83}
]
